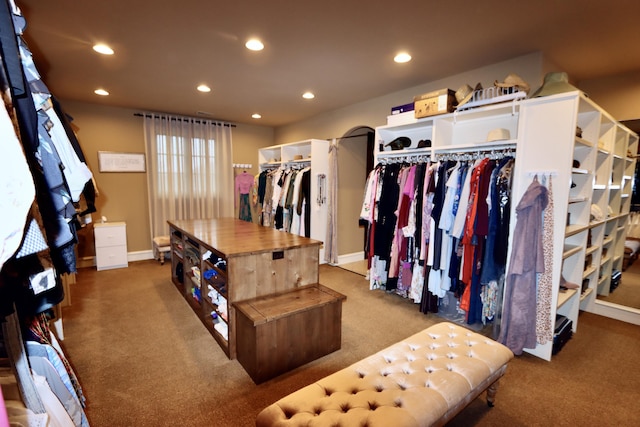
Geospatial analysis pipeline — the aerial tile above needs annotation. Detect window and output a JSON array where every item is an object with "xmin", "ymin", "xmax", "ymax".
[{"xmin": 155, "ymin": 135, "xmax": 216, "ymax": 199}]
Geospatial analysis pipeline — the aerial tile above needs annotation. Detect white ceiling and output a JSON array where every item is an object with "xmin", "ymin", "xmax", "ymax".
[{"xmin": 16, "ymin": 0, "xmax": 640, "ymax": 127}]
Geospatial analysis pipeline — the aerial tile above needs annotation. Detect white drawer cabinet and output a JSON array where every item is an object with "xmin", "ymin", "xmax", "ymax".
[{"xmin": 94, "ymin": 222, "xmax": 128, "ymax": 271}]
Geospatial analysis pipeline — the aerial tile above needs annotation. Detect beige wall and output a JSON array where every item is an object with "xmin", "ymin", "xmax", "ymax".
[
  {"xmin": 336, "ymin": 132, "xmax": 370, "ymax": 256},
  {"xmin": 274, "ymin": 52, "xmax": 547, "ymax": 145},
  {"xmin": 61, "ymin": 100, "xmax": 274, "ymax": 260}
]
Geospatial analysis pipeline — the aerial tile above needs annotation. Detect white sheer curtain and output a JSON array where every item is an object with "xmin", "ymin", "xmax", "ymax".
[{"xmin": 143, "ymin": 113, "xmax": 234, "ymax": 239}]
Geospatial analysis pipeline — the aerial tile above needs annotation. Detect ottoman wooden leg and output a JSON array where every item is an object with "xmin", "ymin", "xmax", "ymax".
[{"xmin": 486, "ymin": 379, "xmax": 500, "ymax": 407}]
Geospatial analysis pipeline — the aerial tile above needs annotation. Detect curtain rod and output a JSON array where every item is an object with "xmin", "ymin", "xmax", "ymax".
[{"xmin": 134, "ymin": 113, "xmax": 236, "ymax": 127}]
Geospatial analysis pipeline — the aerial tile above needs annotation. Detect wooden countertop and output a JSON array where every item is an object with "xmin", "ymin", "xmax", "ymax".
[{"xmin": 168, "ymin": 218, "xmax": 322, "ymax": 257}]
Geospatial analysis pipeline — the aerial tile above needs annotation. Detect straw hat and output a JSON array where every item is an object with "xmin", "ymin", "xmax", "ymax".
[
  {"xmin": 455, "ymin": 82, "xmax": 482, "ymax": 109},
  {"xmin": 494, "ymin": 73, "xmax": 530, "ymax": 94},
  {"xmin": 455, "ymin": 84, "xmax": 473, "ymax": 104},
  {"xmin": 531, "ymin": 72, "xmax": 581, "ymax": 98}
]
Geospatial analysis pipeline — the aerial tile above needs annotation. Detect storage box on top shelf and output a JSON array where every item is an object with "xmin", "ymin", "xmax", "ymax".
[
  {"xmin": 391, "ymin": 102, "xmax": 414, "ymax": 115},
  {"xmin": 387, "ymin": 102, "xmax": 417, "ymax": 126},
  {"xmin": 386, "ymin": 111, "xmax": 417, "ymax": 127},
  {"xmin": 414, "ymin": 88, "xmax": 456, "ymax": 118}
]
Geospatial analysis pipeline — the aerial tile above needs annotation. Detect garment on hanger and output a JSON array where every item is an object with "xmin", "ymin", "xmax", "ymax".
[
  {"xmin": 536, "ymin": 175, "xmax": 554, "ymax": 345},
  {"xmin": 0, "ymin": 82, "xmax": 34, "ymax": 272},
  {"xmin": 235, "ymin": 171, "xmax": 254, "ymax": 222},
  {"xmin": 498, "ymin": 175, "xmax": 548, "ymax": 355}
]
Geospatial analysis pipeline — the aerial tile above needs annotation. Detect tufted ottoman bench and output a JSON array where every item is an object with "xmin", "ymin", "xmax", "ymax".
[
  {"xmin": 256, "ymin": 322, "xmax": 514, "ymax": 427},
  {"xmin": 152, "ymin": 235, "xmax": 171, "ymax": 265}
]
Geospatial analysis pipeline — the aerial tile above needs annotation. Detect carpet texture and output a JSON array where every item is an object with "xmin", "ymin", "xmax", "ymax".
[{"xmin": 58, "ymin": 260, "xmax": 640, "ymax": 426}]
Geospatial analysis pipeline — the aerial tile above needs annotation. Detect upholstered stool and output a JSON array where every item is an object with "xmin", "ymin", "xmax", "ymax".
[
  {"xmin": 152, "ymin": 236, "xmax": 171, "ymax": 265},
  {"xmin": 256, "ymin": 321, "xmax": 514, "ymax": 427}
]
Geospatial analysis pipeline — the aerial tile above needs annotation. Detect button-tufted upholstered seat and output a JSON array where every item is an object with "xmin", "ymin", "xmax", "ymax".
[{"xmin": 256, "ymin": 322, "xmax": 514, "ymax": 427}]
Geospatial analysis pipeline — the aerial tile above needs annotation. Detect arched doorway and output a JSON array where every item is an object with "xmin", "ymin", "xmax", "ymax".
[{"xmin": 333, "ymin": 126, "xmax": 374, "ymax": 274}]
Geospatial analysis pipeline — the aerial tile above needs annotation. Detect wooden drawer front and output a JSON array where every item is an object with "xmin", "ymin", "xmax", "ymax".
[
  {"xmin": 228, "ymin": 246, "xmax": 320, "ymax": 301},
  {"xmin": 96, "ymin": 245, "xmax": 128, "ymax": 270},
  {"xmin": 95, "ymin": 224, "xmax": 127, "ymax": 248}
]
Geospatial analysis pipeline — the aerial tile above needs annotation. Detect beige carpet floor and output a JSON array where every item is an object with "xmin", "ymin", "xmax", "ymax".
[
  {"xmin": 59, "ymin": 260, "xmax": 640, "ymax": 426},
  {"xmin": 338, "ymin": 259, "xmax": 368, "ymax": 277}
]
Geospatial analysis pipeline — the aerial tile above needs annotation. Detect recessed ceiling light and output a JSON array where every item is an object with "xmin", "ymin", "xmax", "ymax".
[
  {"xmin": 302, "ymin": 92, "xmax": 315, "ymax": 99},
  {"xmin": 93, "ymin": 44, "xmax": 114, "ymax": 55},
  {"xmin": 245, "ymin": 39, "xmax": 264, "ymax": 51},
  {"xmin": 394, "ymin": 52, "xmax": 412, "ymax": 63},
  {"xmin": 252, "ymin": 113, "xmax": 262, "ymax": 119},
  {"xmin": 197, "ymin": 84, "xmax": 211, "ymax": 93},
  {"xmin": 94, "ymin": 88, "xmax": 109, "ymax": 96}
]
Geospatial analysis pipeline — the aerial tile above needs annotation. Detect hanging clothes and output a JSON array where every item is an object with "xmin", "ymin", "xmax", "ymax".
[
  {"xmin": 362, "ymin": 151, "xmax": 514, "ymax": 327},
  {"xmin": 536, "ymin": 175, "xmax": 555, "ymax": 345},
  {"xmin": 290, "ymin": 167, "xmax": 307, "ymax": 235},
  {"xmin": 0, "ymin": 5, "xmax": 93, "ymax": 425},
  {"xmin": 297, "ymin": 168, "xmax": 312, "ymax": 238},
  {"xmin": 258, "ymin": 165, "xmax": 311, "ymax": 237},
  {"xmin": 235, "ymin": 171, "xmax": 254, "ymax": 222},
  {"xmin": 1, "ymin": 3, "xmax": 99, "ymax": 318},
  {"xmin": 480, "ymin": 157, "xmax": 514, "ymax": 327},
  {"xmin": 499, "ymin": 176, "xmax": 548, "ymax": 355}
]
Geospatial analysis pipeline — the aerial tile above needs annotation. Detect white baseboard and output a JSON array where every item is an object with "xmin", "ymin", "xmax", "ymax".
[
  {"xmin": 337, "ymin": 251, "xmax": 365, "ymax": 265},
  {"xmin": 128, "ymin": 250, "xmax": 154, "ymax": 262},
  {"xmin": 592, "ymin": 301, "xmax": 640, "ymax": 325},
  {"xmin": 77, "ymin": 250, "xmax": 155, "ymax": 269}
]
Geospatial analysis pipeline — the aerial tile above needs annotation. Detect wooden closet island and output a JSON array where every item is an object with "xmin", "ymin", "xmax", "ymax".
[{"xmin": 168, "ymin": 218, "xmax": 346, "ymax": 382}]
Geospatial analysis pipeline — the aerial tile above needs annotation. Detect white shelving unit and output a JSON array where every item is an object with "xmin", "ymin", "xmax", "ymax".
[
  {"xmin": 258, "ymin": 139, "xmax": 330, "ymax": 262},
  {"xmin": 372, "ymin": 91, "xmax": 638, "ymax": 361}
]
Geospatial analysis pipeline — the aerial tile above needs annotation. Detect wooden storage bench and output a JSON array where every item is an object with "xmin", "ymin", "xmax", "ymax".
[
  {"xmin": 256, "ymin": 321, "xmax": 514, "ymax": 426},
  {"xmin": 234, "ymin": 284, "xmax": 346, "ymax": 384}
]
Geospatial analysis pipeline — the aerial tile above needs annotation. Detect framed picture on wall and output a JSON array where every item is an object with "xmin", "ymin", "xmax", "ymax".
[{"xmin": 98, "ymin": 151, "xmax": 146, "ymax": 173}]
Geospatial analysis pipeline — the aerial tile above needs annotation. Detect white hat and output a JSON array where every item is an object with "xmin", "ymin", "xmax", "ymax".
[
  {"xmin": 495, "ymin": 73, "xmax": 530, "ymax": 94},
  {"xmin": 531, "ymin": 72, "xmax": 581, "ymax": 98}
]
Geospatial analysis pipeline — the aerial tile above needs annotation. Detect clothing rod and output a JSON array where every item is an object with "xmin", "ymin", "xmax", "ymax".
[
  {"xmin": 377, "ymin": 154, "xmax": 431, "ymax": 164},
  {"xmin": 432, "ymin": 142, "xmax": 516, "ymax": 154},
  {"xmin": 133, "ymin": 113, "xmax": 236, "ymax": 127},
  {"xmin": 378, "ymin": 151, "xmax": 431, "ymax": 158}
]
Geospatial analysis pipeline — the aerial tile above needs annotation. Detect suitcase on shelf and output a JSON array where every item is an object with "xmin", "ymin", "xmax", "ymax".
[{"xmin": 552, "ymin": 314, "xmax": 573, "ymax": 355}]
